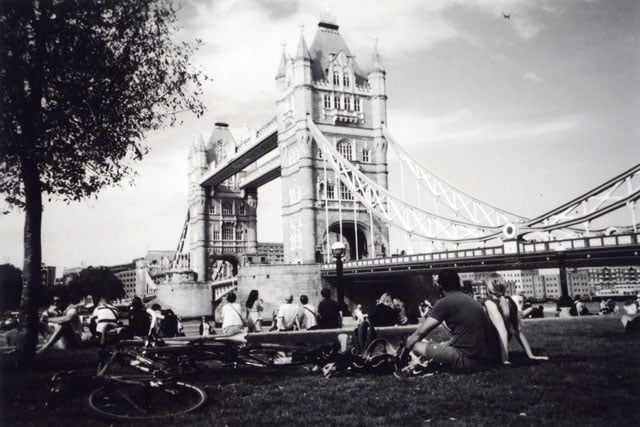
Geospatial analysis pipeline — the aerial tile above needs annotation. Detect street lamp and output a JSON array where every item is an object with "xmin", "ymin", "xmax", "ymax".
[{"xmin": 331, "ymin": 241, "xmax": 348, "ymax": 315}]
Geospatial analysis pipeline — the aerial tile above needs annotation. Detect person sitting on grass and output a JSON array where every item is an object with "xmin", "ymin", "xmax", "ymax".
[
  {"xmin": 418, "ymin": 299, "xmax": 432, "ymax": 319},
  {"xmin": 277, "ymin": 294, "xmax": 300, "ymax": 331},
  {"xmin": 393, "ymin": 298, "xmax": 409, "ymax": 326},
  {"xmin": 621, "ymin": 298, "xmax": 640, "ymax": 335},
  {"xmin": 221, "ymin": 292, "xmax": 245, "ymax": 336},
  {"xmin": 397, "ymin": 269, "xmax": 500, "ymax": 375},
  {"xmin": 483, "ymin": 282, "xmax": 549, "ymax": 364},
  {"xmin": 146, "ymin": 303, "xmax": 165, "ymax": 340},
  {"xmin": 126, "ymin": 297, "xmax": 151, "ymax": 339},
  {"xmin": 371, "ymin": 293, "xmax": 396, "ymax": 327},
  {"xmin": 38, "ymin": 291, "xmax": 83, "ymax": 353},
  {"xmin": 316, "ymin": 287, "xmax": 342, "ymax": 329},
  {"xmin": 298, "ymin": 294, "xmax": 318, "ymax": 330},
  {"xmin": 90, "ymin": 296, "xmax": 120, "ymax": 347}
]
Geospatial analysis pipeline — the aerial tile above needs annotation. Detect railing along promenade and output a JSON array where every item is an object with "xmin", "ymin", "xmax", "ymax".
[{"xmin": 321, "ymin": 232, "xmax": 640, "ymax": 277}]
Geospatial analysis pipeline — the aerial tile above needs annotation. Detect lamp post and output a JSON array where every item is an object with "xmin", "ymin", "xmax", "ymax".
[{"xmin": 331, "ymin": 241, "xmax": 348, "ymax": 315}]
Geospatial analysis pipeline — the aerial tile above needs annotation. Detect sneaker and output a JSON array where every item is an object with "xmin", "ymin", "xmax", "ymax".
[
  {"xmin": 322, "ymin": 362, "xmax": 337, "ymax": 378},
  {"xmin": 394, "ymin": 347, "xmax": 438, "ymax": 378},
  {"xmin": 409, "ymin": 357, "xmax": 438, "ymax": 377}
]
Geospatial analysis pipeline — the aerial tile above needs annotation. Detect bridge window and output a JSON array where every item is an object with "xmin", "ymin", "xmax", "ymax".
[
  {"xmin": 222, "ymin": 201, "xmax": 233, "ymax": 216},
  {"xmin": 222, "ymin": 223, "xmax": 234, "ymax": 241},
  {"xmin": 362, "ymin": 148, "xmax": 370, "ymax": 163},
  {"xmin": 354, "ymin": 97, "xmax": 360, "ymax": 112},
  {"xmin": 326, "ymin": 183, "xmax": 335, "ymax": 199},
  {"xmin": 333, "ymin": 71, "xmax": 340, "ymax": 86},
  {"xmin": 324, "ymin": 94, "xmax": 331, "ymax": 109},
  {"xmin": 337, "ymin": 140, "xmax": 353, "ymax": 160},
  {"xmin": 343, "ymin": 73, "xmax": 350, "ymax": 87},
  {"xmin": 340, "ymin": 181, "xmax": 353, "ymax": 200}
]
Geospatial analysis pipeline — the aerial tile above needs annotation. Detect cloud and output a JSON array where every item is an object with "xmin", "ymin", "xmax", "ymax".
[
  {"xmin": 390, "ymin": 108, "xmax": 582, "ymax": 148},
  {"xmin": 523, "ymin": 71, "xmax": 544, "ymax": 83}
]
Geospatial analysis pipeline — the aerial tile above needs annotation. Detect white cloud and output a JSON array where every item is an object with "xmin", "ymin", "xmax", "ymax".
[
  {"xmin": 3, "ymin": 0, "xmax": 637, "ymax": 269},
  {"xmin": 390, "ymin": 108, "xmax": 581, "ymax": 148},
  {"xmin": 524, "ymin": 71, "xmax": 544, "ymax": 83}
]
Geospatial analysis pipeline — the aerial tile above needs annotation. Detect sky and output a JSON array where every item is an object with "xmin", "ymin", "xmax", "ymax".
[{"xmin": 1, "ymin": 0, "xmax": 639, "ymax": 272}]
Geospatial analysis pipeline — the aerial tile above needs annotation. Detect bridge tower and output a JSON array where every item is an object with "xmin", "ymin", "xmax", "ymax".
[
  {"xmin": 187, "ymin": 123, "xmax": 259, "ymax": 281},
  {"xmin": 276, "ymin": 13, "xmax": 390, "ymax": 263},
  {"xmin": 187, "ymin": 134, "xmax": 208, "ymax": 281}
]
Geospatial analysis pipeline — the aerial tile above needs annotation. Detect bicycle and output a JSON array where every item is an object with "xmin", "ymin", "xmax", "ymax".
[
  {"xmin": 48, "ymin": 330, "xmax": 369, "ymax": 420},
  {"xmin": 124, "ymin": 333, "xmax": 338, "ymax": 373},
  {"xmin": 47, "ymin": 341, "xmax": 208, "ymax": 421}
]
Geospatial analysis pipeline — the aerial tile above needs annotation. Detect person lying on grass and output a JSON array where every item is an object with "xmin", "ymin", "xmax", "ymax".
[
  {"xmin": 483, "ymin": 282, "xmax": 549, "ymax": 364},
  {"xmin": 399, "ymin": 269, "xmax": 500, "ymax": 374}
]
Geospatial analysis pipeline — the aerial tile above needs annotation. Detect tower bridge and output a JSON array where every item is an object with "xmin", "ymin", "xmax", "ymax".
[{"xmin": 161, "ymin": 13, "xmax": 640, "ymax": 317}]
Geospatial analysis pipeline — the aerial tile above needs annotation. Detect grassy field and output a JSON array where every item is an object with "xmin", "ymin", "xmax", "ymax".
[{"xmin": 1, "ymin": 316, "xmax": 639, "ymax": 426}]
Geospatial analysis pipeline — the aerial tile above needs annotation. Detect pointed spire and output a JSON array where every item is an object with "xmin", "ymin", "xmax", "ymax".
[
  {"xmin": 276, "ymin": 43, "xmax": 287, "ymax": 79},
  {"xmin": 295, "ymin": 25, "xmax": 311, "ymax": 61},
  {"xmin": 371, "ymin": 36, "xmax": 385, "ymax": 73},
  {"xmin": 196, "ymin": 132, "xmax": 206, "ymax": 152},
  {"xmin": 188, "ymin": 133, "xmax": 195, "ymax": 158}
]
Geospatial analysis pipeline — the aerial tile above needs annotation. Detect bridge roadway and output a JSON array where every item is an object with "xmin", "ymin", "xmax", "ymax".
[
  {"xmin": 321, "ymin": 232, "xmax": 640, "ymax": 279},
  {"xmin": 199, "ymin": 118, "xmax": 278, "ymax": 188}
]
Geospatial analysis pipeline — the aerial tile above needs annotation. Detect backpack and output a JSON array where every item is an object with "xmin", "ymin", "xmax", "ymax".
[
  {"xmin": 353, "ymin": 318, "xmax": 377, "ymax": 355},
  {"xmin": 351, "ymin": 319, "xmax": 397, "ymax": 375}
]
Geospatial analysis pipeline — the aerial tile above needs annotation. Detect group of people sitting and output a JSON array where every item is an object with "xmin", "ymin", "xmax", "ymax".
[
  {"xmin": 37, "ymin": 293, "xmax": 179, "ymax": 353},
  {"xmin": 369, "ymin": 293, "xmax": 410, "ymax": 327},
  {"xmin": 396, "ymin": 269, "xmax": 548, "ymax": 376},
  {"xmin": 218, "ymin": 288, "xmax": 343, "ymax": 335}
]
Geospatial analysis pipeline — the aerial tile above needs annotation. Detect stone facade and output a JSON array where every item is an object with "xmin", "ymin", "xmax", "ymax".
[
  {"xmin": 275, "ymin": 13, "xmax": 390, "ymax": 264},
  {"xmin": 185, "ymin": 13, "xmax": 392, "ymax": 276},
  {"xmin": 187, "ymin": 123, "xmax": 261, "ymax": 282}
]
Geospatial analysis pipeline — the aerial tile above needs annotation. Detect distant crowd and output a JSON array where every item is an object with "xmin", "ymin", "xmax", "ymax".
[{"xmin": 8, "ymin": 273, "xmax": 639, "ymax": 373}]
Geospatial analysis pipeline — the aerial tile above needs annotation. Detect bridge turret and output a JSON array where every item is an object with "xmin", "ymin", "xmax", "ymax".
[
  {"xmin": 292, "ymin": 27, "xmax": 313, "ymax": 123},
  {"xmin": 275, "ymin": 46, "xmax": 288, "ymax": 93},
  {"xmin": 368, "ymin": 39, "xmax": 389, "ymax": 203},
  {"xmin": 188, "ymin": 133, "xmax": 209, "ymax": 282},
  {"xmin": 368, "ymin": 39, "xmax": 387, "ymax": 130}
]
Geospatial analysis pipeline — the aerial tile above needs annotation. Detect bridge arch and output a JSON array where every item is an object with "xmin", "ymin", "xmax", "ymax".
[
  {"xmin": 207, "ymin": 253, "xmax": 240, "ymax": 281},
  {"xmin": 326, "ymin": 220, "xmax": 369, "ymax": 261}
]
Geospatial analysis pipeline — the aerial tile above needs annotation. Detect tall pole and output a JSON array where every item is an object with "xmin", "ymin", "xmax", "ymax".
[
  {"xmin": 336, "ymin": 256, "xmax": 345, "ymax": 314},
  {"xmin": 331, "ymin": 241, "xmax": 348, "ymax": 316}
]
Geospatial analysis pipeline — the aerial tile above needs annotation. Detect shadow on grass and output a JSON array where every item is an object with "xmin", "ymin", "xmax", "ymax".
[{"xmin": 2, "ymin": 317, "xmax": 640, "ymax": 426}]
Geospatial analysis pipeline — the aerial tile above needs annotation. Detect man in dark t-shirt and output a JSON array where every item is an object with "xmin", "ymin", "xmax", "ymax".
[
  {"xmin": 401, "ymin": 270, "xmax": 499, "ymax": 373},
  {"xmin": 316, "ymin": 287, "xmax": 342, "ymax": 329}
]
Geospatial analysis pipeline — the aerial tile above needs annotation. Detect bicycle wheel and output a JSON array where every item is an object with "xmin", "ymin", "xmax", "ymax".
[{"xmin": 87, "ymin": 379, "xmax": 207, "ymax": 421}]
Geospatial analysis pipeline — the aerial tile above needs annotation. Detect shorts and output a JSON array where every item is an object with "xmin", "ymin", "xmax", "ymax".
[
  {"xmin": 222, "ymin": 325, "xmax": 244, "ymax": 336},
  {"xmin": 423, "ymin": 341, "xmax": 492, "ymax": 372},
  {"xmin": 96, "ymin": 321, "xmax": 119, "ymax": 335}
]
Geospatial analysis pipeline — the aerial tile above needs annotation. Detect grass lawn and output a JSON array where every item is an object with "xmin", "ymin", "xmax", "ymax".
[{"xmin": 1, "ymin": 316, "xmax": 639, "ymax": 426}]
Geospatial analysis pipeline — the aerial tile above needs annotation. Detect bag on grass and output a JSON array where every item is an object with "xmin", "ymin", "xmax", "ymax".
[{"xmin": 351, "ymin": 319, "xmax": 397, "ymax": 375}]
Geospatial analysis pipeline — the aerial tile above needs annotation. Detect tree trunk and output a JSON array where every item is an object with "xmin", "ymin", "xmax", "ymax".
[{"xmin": 16, "ymin": 158, "xmax": 43, "ymax": 369}]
